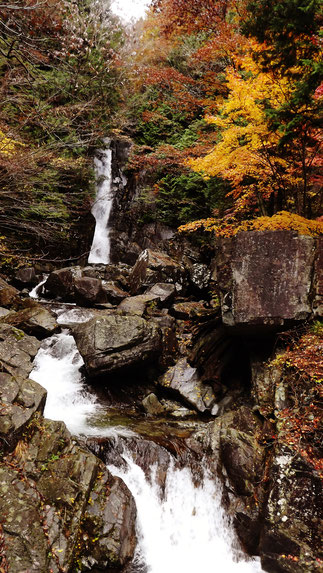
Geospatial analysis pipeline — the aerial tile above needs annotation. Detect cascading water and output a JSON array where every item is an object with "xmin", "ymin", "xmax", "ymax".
[
  {"xmin": 88, "ymin": 142, "xmax": 113, "ymax": 264},
  {"xmin": 30, "ymin": 330, "xmax": 263, "ymax": 573},
  {"xmin": 109, "ymin": 453, "xmax": 262, "ymax": 573}
]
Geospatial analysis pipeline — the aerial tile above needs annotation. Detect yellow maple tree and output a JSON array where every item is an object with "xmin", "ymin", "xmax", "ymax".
[{"xmin": 188, "ymin": 44, "xmax": 299, "ymax": 215}]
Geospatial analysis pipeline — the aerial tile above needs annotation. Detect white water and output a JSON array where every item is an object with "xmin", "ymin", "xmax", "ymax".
[
  {"xmin": 88, "ymin": 145, "xmax": 113, "ymax": 264},
  {"xmin": 29, "ymin": 276, "xmax": 48, "ymax": 299},
  {"xmin": 30, "ymin": 332, "xmax": 134, "ymax": 438},
  {"xmin": 30, "ymin": 331, "xmax": 263, "ymax": 573},
  {"xmin": 109, "ymin": 455, "xmax": 262, "ymax": 573}
]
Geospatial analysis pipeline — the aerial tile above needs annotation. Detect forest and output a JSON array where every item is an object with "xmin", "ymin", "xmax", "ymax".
[{"xmin": 0, "ymin": 0, "xmax": 322, "ymax": 268}]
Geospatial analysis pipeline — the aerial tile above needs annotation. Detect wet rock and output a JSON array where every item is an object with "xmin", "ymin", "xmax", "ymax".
[
  {"xmin": 0, "ymin": 300, "xmax": 58, "ymax": 339},
  {"xmin": 102, "ymin": 281, "xmax": 130, "ymax": 304},
  {"xmin": 0, "ymin": 373, "xmax": 46, "ymax": 452},
  {"xmin": 215, "ymin": 231, "xmax": 317, "ymax": 329},
  {"xmin": 118, "ymin": 293, "xmax": 160, "ymax": 316},
  {"xmin": 74, "ymin": 276, "xmax": 106, "ymax": 306},
  {"xmin": 145, "ymin": 283, "xmax": 176, "ymax": 305},
  {"xmin": 142, "ymin": 393, "xmax": 165, "ymax": 415},
  {"xmin": 159, "ymin": 358, "xmax": 216, "ymax": 413},
  {"xmin": 44, "ymin": 266, "xmax": 82, "ymax": 300},
  {"xmin": 0, "ymin": 418, "xmax": 136, "ymax": 572},
  {"xmin": 73, "ymin": 314, "xmax": 161, "ymax": 377},
  {"xmin": 260, "ymin": 446, "xmax": 322, "ymax": 573},
  {"xmin": 0, "ymin": 324, "xmax": 40, "ymax": 378},
  {"xmin": 129, "ymin": 249, "xmax": 185, "ymax": 295},
  {"xmin": 0, "ymin": 277, "xmax": 19, "ymax": 308},
  {"xmin": 14, "ymin": 266, "xmax": 38, "ymax": 287},
  {"xmin": 80, "ymin": 469, "xmax": 137, "ymax": 569}
]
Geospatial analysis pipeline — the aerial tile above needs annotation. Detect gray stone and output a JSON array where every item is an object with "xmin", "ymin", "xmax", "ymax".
[
  {"xmin": 73, "ymin": 314, "xmax": 161, "ymax": 377},
  {"xmin": 159, "ymin": 358, "xmax": 216, "ymax": 413},
  {"xmin": 215, "ymin": 231, "xmax": 316, "ymax": 328},
  {"xmin": 260, "ymin": 446, "xmax": 322, "ymax": 573},
  {"xmin": 0, "ymin": 324, "xmax": 40, "ymax": 379}
]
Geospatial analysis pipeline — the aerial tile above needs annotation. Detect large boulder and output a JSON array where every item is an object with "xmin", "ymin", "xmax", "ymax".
[
  {"xmin": 214, "ymin": 231, "xmax": 318, "ymax": 329},
  {"xmin": 0, "ymin": 418, "xmax": 137, "ymax": 572},
  {"xmin": 0, "ymin": 324, "xmax": 40, "ymax": 379},
  {"xmin": 73, "ymin": 314, "xmax": 161, "ymax": 377},
  {"xmin": 44, "ymin": 266, "xmax": 82, "ymax": 300},
  {"xmin": 129, "ymin": 249, "xmax": 185, "ymax": 294},
  {"xmin": 159, "ymin": 358, "xmax": 217, "ymax": 414},
  {"xmin": 0, "ymin": 277, "xmax": 19, "ymax": 308}
]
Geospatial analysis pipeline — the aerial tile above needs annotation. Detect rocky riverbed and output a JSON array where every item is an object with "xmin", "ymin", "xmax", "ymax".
[{"xmin": 0, "ymin": 233, "xmax": 322, "ymax": 572}]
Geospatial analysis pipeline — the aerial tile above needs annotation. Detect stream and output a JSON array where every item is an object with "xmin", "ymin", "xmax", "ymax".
[
  {"xmin": 28, "ymin": 142, "xmax": 263, "ymax": 572},
  {"xmin": 30, "ymin": 329, "xmax": 263, "ymax": 573}
]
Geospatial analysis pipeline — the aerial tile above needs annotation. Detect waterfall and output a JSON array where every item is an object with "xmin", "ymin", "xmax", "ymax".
[
  {"xmin": 88, "ymin": 143, "xmax": 113, "ymax": 264},
  {"xmin": 30, "ymin": 330, "xmax": 263, "ymax": 573},
  {"xmin": 109, "ymin": 452, "xmax": 262, "ymax": 573}
]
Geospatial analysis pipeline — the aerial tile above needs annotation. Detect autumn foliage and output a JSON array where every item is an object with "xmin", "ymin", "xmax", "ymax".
[{"xmin": 126, "ymin": 0, "xmax": 322, "ymax": 229}]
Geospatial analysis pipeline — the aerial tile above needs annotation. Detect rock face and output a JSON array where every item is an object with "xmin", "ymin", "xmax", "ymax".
[
  {"xmin": 215, "ymin": 231, "xmax": 318, "ymax": 328},
  {"xmin": 159, "ymin": 358, "xmax": 216, "ymax": 413},
  {"xmin": 73, "ymin": 314, "xmax": 161, "ymax": 377},
  {"xmin": 0, "ymin": 419, "xmax": 136, "ymax": 573}
]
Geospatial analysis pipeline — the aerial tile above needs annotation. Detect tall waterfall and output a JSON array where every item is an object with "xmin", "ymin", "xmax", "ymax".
[
  {"xmin": 30, "ymin": 331, "xmax": 263, "ymax": 573},
  {"xmin": 88, "ymin": 143, "xmax": 113, "ymax": 264}
]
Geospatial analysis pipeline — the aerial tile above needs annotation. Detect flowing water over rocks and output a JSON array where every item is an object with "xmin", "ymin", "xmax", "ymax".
[{"xmin": 29, "ymin": 322, "xmax": 263, "ymax": 573}]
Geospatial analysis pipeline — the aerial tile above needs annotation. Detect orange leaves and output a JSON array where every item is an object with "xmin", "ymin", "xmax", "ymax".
[{"xmin": 179, "ymin": 211, "xmax": 323, "ymax": 237}]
